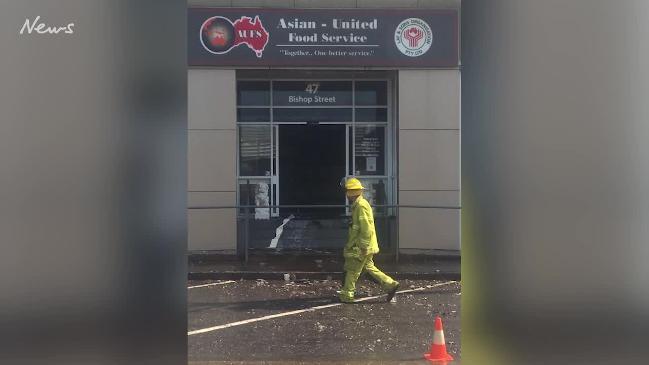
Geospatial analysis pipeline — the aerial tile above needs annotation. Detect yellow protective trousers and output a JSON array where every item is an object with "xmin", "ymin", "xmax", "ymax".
[{"xmin": 339, "ymin": 254, "xmax": 397, "ymax": 302}]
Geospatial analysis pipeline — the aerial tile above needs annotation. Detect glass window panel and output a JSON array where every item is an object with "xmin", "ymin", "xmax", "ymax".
[
  {"xmin": 357, "ymin": 178, "xmax": 389, "ymax": 208},
  {"xmin": 273, "ymin": 81, "xmax": 352, "ymax": 106},
  {"xmin": 355, "ymin": 81, "xmax": 388, "ymax": 106},
  {"xmin": 237, "ymin": 81, "xmax": 270, "ymax": 106},
  {"xmin": 239, "ymin": 126, "xmax": 271, "ymax": 176},
  {"xmin": 272, "ymin": 184, "xmax": 276, "ymax": 208},
  {"xmin": 273, "ymin": 108, "xmax": 352, "ymax": 123},
  {"xmin": 354, "ymin": 126, "xmax": 385, "ymax": 176},
  {"xmin": 272, "ymin": 127, "xmax": 277, "ymax": 175},
  {"xmin": 355, "ymin": 108, "xmax": 388, "ymax": 123},
  {"xmin": 237, "ymin": 108, "xmax": 270, "ymax": 123},
  {"xmin": 348, "ymin": 126, "xmax": 353, "ymax": 175},
  {"xmin": 238, "ymin": 179, "xmax": 271, "ymax": 219}
]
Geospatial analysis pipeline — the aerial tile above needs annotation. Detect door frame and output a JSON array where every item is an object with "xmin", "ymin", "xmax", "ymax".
[{"xmin": 236, "ymin": 77, "xmax": 395, "ymax": 218}]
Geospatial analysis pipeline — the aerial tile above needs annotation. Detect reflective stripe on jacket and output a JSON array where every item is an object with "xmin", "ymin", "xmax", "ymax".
[{"xmin": 344, "ymin": 196, "xmax": 380, "ymax": 258}]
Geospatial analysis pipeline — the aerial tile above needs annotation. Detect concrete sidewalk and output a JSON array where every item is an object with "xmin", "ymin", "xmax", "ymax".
[{"xmin": 188, "ymin": 252, "xmax": 460, "ymax": 281}]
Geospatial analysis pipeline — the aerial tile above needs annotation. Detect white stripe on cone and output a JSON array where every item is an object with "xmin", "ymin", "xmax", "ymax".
[{"xmin": 433, "ymin": 328, "xmax": 446, "ymax": 345}]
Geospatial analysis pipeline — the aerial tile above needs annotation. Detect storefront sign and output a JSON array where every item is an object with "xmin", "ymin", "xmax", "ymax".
[
  {"xmin": 188, "ymin": 8, "xmax": 458, "ymax": 67},
  {"xmin": 273, "ymin": 81, "xmax": 352, "ymax": 106}
]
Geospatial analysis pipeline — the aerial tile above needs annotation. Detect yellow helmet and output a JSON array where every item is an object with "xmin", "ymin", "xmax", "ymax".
[{"xmin": 345, "ymin": 177, "xmax": 365, "ymax": 191}]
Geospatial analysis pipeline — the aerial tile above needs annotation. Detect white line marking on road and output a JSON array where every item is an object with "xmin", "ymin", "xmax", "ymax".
[
  {"xmin": 188, "ymin": 281, "xmax": 236, "ymax": 289},
  {"xmin": 188, "ymin": 281, "xmax": 456, "ymax": 336},
  {"xmin": 354, "ymin": 281, "xmax": 458, "ymax": 302},
  {"xmin": 269, "ymin": 214, "xmax": 294, "ymax": 248}
]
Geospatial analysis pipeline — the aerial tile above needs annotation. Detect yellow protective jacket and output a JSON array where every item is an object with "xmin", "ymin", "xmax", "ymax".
[{"xmin": 344, "ymin": 195, "xmax": 380, "ymax": 259}]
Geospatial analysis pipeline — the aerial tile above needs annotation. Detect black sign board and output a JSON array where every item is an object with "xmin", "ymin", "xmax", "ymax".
[{"xmin": 188, "ymin": 8, "xmax": 459, "ymax": 67}]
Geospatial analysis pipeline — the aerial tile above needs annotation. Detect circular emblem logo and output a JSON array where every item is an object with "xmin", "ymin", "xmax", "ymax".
[
  {"xmin": 200, "ymin": 16, "xmax": 236, "ymax": 54},
  {"xmin": 394, "ymin": 18, "xmax": 433, "ymax": 57}
]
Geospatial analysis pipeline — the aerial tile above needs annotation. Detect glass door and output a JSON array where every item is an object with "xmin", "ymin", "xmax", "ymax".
[
  {"xmin": 237, "ymin": 78, "xmax": 394, "ymax": 217},
  {"xmin": 270, "ymin": 125, "xmax": 278, "ymax": 217}
]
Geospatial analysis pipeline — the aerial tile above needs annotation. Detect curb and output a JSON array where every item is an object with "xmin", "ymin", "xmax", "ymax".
[{"xmin": 188, "ymin": 271, "xmax": 460, "ymax": 281}]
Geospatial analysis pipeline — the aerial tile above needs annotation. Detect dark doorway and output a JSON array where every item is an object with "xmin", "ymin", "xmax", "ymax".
[{"xmin": 279, "ymin": 124, "xmax": 346, "ymax": 217}]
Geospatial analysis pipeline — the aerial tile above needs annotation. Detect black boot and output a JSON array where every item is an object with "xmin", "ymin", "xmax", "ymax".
[{"xmin": 386, "ymin": 282, "xmax": 400, "ymax": 302}]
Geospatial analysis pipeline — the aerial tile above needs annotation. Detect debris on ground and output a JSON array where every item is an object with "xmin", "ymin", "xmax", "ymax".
[
  {"xmin": 315, "ymin": 322, "xmax": 326, "ymax": 332},
  {"xmin": 188, "ymin": 279, "xmax": 461, "ymax": 362},
  {"xmin": 255, "ymin": 279, "xmax": 268, "ymax": 286}
]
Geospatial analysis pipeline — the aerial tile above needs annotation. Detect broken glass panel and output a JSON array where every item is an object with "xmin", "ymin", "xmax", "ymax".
[
  {"xmin": 239, "ymin": 126, "xmax": 271, "ymax": 176},
  {"xmin": 239, "ymin": 179, "xmax": 271, "ymax": 220}
]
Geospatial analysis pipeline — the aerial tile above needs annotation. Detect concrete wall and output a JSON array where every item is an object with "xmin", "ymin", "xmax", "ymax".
[
  {"xmin": 188, "ymin": 69, "xmax": 237, "ymax": 251},
  {"xmin": 398, "ymin": 70, "xmax": 461, "ymax": 250}
]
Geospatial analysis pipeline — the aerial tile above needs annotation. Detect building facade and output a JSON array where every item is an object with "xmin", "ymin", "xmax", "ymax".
[{"xmin": 187, "ymin": 0, "xmax": 461, "ymax": 255}]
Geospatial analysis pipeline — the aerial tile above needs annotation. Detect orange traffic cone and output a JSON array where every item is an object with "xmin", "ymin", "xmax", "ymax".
[{"xmin": 424, "ymin": 316, "xmax": 454, "ymax": 362}]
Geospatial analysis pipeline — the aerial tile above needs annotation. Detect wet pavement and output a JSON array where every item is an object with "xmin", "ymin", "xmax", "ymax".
[{"xmin": 188, "ymin": 279, "xmax": 461, "ymax": 364}]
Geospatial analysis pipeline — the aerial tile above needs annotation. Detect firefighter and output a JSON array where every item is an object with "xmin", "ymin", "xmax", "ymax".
[{"xmin": 339, "ymin": 178, "xmax": 400, "ymax": 303}]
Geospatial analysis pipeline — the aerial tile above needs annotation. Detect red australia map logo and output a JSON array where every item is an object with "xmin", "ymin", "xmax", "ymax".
[{"xmin": 200, "ymin": 15, "xmax": 269, "ymax": 58}]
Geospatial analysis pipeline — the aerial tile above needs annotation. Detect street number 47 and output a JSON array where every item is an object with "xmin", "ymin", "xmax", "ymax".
[{"xmin": 305, "ymin": 82, "xmax": 320, "ymax": 94}]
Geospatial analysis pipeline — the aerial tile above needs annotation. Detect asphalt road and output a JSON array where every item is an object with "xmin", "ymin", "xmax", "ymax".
[{"xmin": 188, "ymin": 278, "xmax": 461, "ymax": 364}]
